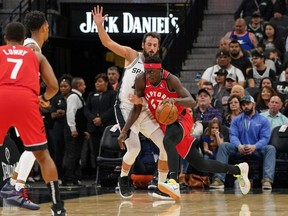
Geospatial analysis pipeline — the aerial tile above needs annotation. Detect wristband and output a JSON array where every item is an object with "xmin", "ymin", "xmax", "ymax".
[
  {"xmin": 41, "ymin": 94, "xmax": 49, "ymax": 102},
  {"xmin": 121, "ymin": 130, "xmax": 127, "ymax": 134}
]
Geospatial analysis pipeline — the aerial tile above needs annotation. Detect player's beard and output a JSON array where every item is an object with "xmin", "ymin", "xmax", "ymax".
[{"xmin": 143, "ymin": 50, "xmax": 159, "ymax": 58}]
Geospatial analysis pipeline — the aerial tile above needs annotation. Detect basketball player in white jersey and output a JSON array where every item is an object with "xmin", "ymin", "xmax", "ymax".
[
  {"xmin": 92, "ymin": 5, "xmax": 170, "ymax": 199},
  {"xmin": 0, "ymin": 11, "xmax": 49, "ymax": 210}
]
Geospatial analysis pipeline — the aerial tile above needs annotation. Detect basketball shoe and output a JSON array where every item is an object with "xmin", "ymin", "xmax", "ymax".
[
  {"xmin": 118, "ymin": 176, "xmax": 133, "ymax": 199},
  {"xmin": 152, "ymin": 188, "xmax": 172, "ymax": 200},
  {"xmin": 158, "ymin": 179, "xmax": 180, "ymax": 200},
  {"xmin": 234, "ymin": 162, "xmax": 250, "ymax": 195},
  {"xmin": 148, "ymin": 176, "xmax": 158, "ymax": 190},
  {"xmin": 51, "ymin": 202, "xmax": 67, "ymax": 216},
  {"xmin": 6, "ymin": 188, "xmax": 40, "ymax": 210},
  {"xmin": 0, "ymin": 181, "xmax": 14, "ymax": 198}
]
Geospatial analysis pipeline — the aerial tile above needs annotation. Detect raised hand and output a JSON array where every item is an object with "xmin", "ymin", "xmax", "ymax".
[{"xmin": 92, "ymin": 5, "xmax": 108, "ymax": 26}]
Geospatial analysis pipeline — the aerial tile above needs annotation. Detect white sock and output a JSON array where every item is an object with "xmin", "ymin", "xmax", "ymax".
[
  {"xmin": 10, "ymin": 178, "xmax": 16, "ymax": 186},
  {"xmin": 120, "ymin": 168, "xmax": 129, "ymax": 177},
  {"xmin": 17, "ymin": 151, "xmax": 36, "ymax": 182},
  {"xmin": 158, "ymin": 171, "xmax": 168, "ymax": 183},
  {"xmin": 15, "ymin": 182, "xmax": 25, "ymax": 191}
]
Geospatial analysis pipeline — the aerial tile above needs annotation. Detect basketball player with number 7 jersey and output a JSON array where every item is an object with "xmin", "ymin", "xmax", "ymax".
[
  {"xmin": 0, "ymin": 22, "xmax": 66, "ymax": 215},
  {"xmin": 0, "ymin": 11, "xmax": 52, "ymax": 211}
]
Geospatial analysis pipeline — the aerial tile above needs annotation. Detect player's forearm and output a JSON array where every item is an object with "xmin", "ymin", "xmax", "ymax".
[
  {"xmin": 96, "ymin": 23, "xmax": 112, "ymax": 49},
  {"xmin": 174, "ymin": 97, "xmax": 196, "ymax": 109}
]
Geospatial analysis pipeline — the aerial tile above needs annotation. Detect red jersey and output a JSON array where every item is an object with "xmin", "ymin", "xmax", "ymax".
[
  {"xmin": 0, "ymin": 45, "xmax": 40, "ymax": 95},
  {"xmin": 144, "ymin": 70, "xmax": 195, "ymax": 158},
  {"xmin": 144, "ymin": 70, "xmax": 185, "ymax": 120}
]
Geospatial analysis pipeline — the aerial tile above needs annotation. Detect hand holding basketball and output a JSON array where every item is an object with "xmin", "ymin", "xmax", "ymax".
[{"xmin": 155, "ymin": 100, "xmax": 178, "ymax": 125}]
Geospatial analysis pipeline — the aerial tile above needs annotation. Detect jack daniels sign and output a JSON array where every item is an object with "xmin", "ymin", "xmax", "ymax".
[{"xmin": 61, "ymin": 3, "xmax": 181, "ymax": 38}]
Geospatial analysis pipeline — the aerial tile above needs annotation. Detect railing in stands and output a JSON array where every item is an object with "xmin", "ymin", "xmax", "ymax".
[
  {"xmin": 162, "ymin": 0, "xmax": 208, "ymax": 76},
  {"xmin": 0, "ymin": 0, "xmax": 50, "ymax": 45}
]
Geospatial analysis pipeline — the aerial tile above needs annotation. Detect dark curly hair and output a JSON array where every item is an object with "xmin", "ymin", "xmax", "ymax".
[{"xmin": 24, "ymin": 10, "xmax": 47, "ymax": 31}]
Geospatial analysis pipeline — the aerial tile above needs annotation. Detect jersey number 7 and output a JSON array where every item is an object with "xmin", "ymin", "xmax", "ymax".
[{"xmin": 7, "ymin": 58, "xmax": 23, "ymax": 79}]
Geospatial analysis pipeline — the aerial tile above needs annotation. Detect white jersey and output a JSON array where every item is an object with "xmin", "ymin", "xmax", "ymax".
[
  {"xmin": 118, "ymin": 53, "xmax": 144, "ymax": 108},
  {"xmin": 115, "ymin": 53, "xmax": 159, "ymax": 137},
  {"xmin": 23, "ymin": 38, "xmax": 41, "ymax": 53}
]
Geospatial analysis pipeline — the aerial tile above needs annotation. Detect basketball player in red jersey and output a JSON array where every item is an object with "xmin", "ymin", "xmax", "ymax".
[
  {"xmin": 0, "ymin": 22, "xmax": 66, "ymax": 215},
  {"xmin": 119, "ymin": 55, "xmax": 251, "ymax": 200}
]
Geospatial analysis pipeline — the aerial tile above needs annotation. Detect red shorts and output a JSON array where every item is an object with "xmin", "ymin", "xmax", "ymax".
[
  {"xmin": 0, "ymin": 87, "xmax": 47, "ymax": 151},
  {"xmin": 161, "ymin": 108, "xmax": 195, "ymax": 158}
]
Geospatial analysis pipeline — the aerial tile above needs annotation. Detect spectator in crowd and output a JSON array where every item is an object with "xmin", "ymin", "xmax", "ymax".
[
  {"xmin": 210, "ymin": 95, "xmax": 276, "ymax": 190},
  {"xmin": 219, "ymin": 37, "xmax": 230, "ymax": 51},
  {"xmin": 214, "ymin": 73, "xmax": 238, "ymax": 114},
  {"xmin": 247, "ymin": 49, "xmax": 276, "ymax": 88},
  {"xmin": 261, "ymin": 96, "xmax": 288, "ymax": 130},
  {"xmin": 262, "ymin": 23, "xmax": 285, "ymax": 58},
  {"xmin": 234, "ymin": 0, "xmax": 274, "ymax": 21},
  {"xmin": 256, "ymin": 86, "xmax": 278, "ymax": 113},
  {"xmin": 279, "ymin": 63, "xmax": 288, "ymax": 81},
  {"xmin": 267, "ymin": 49, "xmax": 283, "ymax": 76},
  {"xmin": 224, "ymin": 18, "xmax": 258, "ymax": 51},
  {"xmin": 247, "ymin": 11, "xmax": 264, "ymax": 43},
  {"xmin": 269, "ymin": 0, "xmax": 288, "ymax": 27},
  {"xmin": 107, "ymin": 66, "xmax": 120, "ymax": 90},
  {"xmin": 231, "ymin": 84, "xmax": 249, "ymax": 99},
  {"xmin": 229, "ymin": 40, "xmax": 252, "ymax": 79},
  {"xmin": 253, "ymin": 76, "xmax": 276, "ymax": 100},
  {"xmin": 63, "ymin": 77, "xmax": 87, "ymax": 186},
  {"xmin": 202, "ymin": 81, "xmax": 223, "ymax": 110},
  {"xmin": 283, "ymin": 97, "xmax": 288, "ymax": 117},
  {"xmin": 255, "ymin": 44, "xmax": 278, "ymax": 72},
  {"xmin": 84, "ymin": 73, "xmax": 117, "ymax": 169},
  {"xmin": 213, "ymin": 68, "xmax": 228, "ymax": 96},
  {"xmin": 50, "ymin": 74, "xmax": 73, "ymax": 181},
  {"xmin": 199, "ymin": 50, "xmax": 245, "ymax": 87},
  {"xmin": 231, "ymin": 85, "xmax": 245, "ymax": 99},
  {"xmin": 223, "ymin": 95, "xmax": 242, "ymax": 127},
  {"xmin": 203, "ymin": 118, "xmax": 224, "ymax": 160},
  {"xmin": 195, "ymin": 88, "xmax": 223, "ymax": 128}
]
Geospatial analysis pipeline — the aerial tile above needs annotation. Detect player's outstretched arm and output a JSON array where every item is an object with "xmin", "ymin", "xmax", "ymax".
[{"xmin": 92, "ymin": 5, "xmax": 138, "ymax": 64}]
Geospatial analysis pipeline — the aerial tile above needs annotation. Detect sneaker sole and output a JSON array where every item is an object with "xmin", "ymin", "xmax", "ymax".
[
  {"xmin": 239, "ymin": 163, "xmax": 251, "ymax": 195},
  {"xmin": 6, "ymin": 198, "xmax": 40, "ymax": 210},
  {"xmin": 209, "ymin": 185, "xmax": 224, "ymax": 189},
  {"xmin": 158, "ymin": 183, "xmax": 180, "ymax": 201},
  {"xmin": 51, "ymin": 209, "xmax": 67, "ymax": 216},
  {"xmin": 152, "ymin": 200, "xmax": 176, "ymax": 207},
  {"xmin": 152, "ymin": 192, "xmax": 173, "ymax": 200}
]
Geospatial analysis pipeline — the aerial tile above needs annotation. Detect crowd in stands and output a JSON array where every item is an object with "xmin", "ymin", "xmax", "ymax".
[{"xmin": 192, "ymin": 0, "xmax": 288, "ymax": 191}]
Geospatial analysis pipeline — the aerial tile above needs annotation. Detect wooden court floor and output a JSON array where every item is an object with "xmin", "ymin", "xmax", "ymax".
[{"xmin": 1, "ymin": 182, "xmax": 288, "ymax": 215}]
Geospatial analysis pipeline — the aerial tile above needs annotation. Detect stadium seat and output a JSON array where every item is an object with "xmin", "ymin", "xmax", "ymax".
[{"xmin": 95, "ymin": 125, "xmax": 124, "ymax": 186}]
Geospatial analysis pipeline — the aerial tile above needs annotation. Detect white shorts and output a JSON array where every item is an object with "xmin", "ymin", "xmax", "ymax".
[{"xmin": 120, "ymin": 103, "xmax": 160, "ymax": 138}]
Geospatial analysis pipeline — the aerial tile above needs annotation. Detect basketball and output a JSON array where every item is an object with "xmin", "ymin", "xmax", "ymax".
[{"xmin": 155, "ymin": 102, "xmax": 178, "ymax": 125}]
